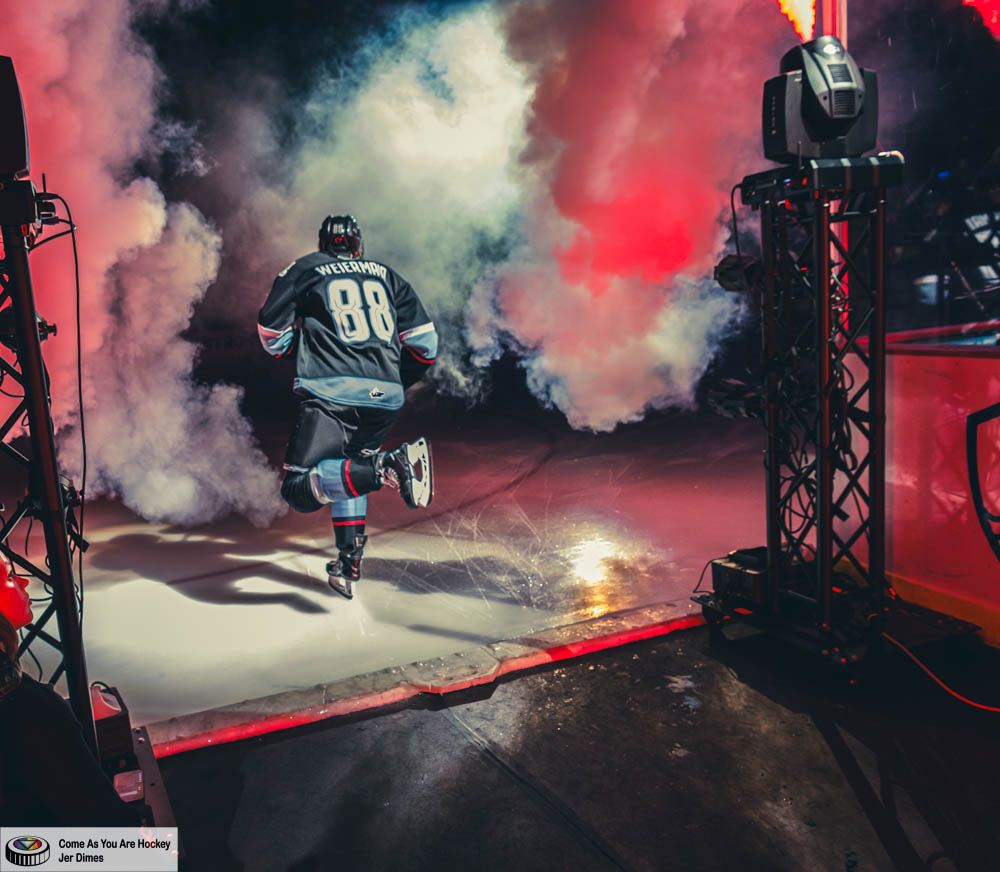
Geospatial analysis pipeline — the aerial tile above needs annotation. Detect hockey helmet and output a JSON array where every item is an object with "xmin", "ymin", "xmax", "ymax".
[{"xmin": 319, "ymin": 214, "xmax": 363, "ymax": 258}]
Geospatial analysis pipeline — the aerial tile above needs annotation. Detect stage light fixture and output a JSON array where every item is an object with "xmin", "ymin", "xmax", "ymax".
[{"xmin": 763, "ymin": 35, "xmax": 878, "ymax": 164}]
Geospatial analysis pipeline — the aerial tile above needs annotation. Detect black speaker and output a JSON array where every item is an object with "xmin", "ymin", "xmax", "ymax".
[{"xmin": 0, "ymin": 56, "xmax": 29, "ymax": 180}]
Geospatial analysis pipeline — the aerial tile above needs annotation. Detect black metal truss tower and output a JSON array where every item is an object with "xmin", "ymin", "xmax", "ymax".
[
  {"xmin": 0, "ymin": 176, "xmax": 96, "ymax": 751},
  {"xmin": 740, "ymin": 155, "xmax": 904, "ymax": 659}
]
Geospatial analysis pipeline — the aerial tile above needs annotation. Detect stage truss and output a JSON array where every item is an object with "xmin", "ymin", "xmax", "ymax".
[
  {"xmin": 0, "ymin": 178, "xmax": 95, "ymax": 748},
  {"xmin": 703, "ymin": 156, "xmax": 906, "ymax": 661}
]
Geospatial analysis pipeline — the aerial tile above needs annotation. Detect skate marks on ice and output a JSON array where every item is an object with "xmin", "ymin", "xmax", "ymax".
[
  {"xmin": 74, "ymin": 521, "xmax": 567, "ymax": 724},
  {"xmin": 383, "ymin": 502, "xmax": 682, "ymax": 623},
  {"xmin": 81, "ymin": 421, "xmax": 683, "ymax": 627},
  {"xmin": 71, "ymin": 511, "xmax": 679, "ymax": 724},
  {"xmin": 80, "ymin": 507, "xmax": 675, "ymax": 624},
  {"xmin": 67, "ymin": 416, "xmax": 758, "ymax": 725}
]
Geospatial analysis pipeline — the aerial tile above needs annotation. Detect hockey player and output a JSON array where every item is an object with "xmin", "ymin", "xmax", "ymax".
[{"xmin": 258, "ymin": 215, "xmax": 437, "ymax": 598}]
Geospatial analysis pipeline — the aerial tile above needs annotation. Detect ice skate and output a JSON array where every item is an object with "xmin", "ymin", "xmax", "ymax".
[
  {"xmin": 377, "ymin": 438, "xmax": 433, "ymax": 509},
  {"xmin": 327, "ymin": 535, "xmax": 367, "ymax": 599}
]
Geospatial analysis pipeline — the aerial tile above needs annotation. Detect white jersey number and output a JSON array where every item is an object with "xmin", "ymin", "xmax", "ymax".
[{"xmin": 326, "ymin": 278, "xmax": 395, "ymax": 344}]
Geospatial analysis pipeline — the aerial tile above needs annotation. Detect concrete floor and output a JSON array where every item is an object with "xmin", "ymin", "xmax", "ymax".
[
  {"xmin": 160, "ymin": 625, "xmax": 1000, "ymax": 871},
  {"xmin": 11, "ymin": 409, "xmax": 765, "ymax": 728}
]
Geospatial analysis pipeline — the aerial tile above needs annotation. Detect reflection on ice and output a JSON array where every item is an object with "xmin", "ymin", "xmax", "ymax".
[{"xmin": 569, "ymin": 538, "xmax": 618, "ymax": 586}]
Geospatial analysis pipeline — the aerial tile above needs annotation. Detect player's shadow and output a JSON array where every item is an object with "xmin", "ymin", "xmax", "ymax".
[
  {"xmin": 87, "ymin": 530, "xmax": 332, "ymax": 614},
  {"xmin": 86, "ymin": 530, "xmax": 568, "ymax": 616}
]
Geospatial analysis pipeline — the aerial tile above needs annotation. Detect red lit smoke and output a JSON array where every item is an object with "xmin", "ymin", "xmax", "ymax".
[
  {"xmin": 227, "ymin": 2, "xmax": 803, "ymax": 432},
  {"xmin": 474, "ymin": 0, "xmax": 791, "ymax": 429},
  {"xmin": 2, "ymin": 3, "xmax": 160, "ymax": 419},
  {"xmin": 0, "ymin": 2, "xmax": 281, "ymax": 525},
  {"xmin": 507, "ymin": 0, "xmax": 784, "ymax": 289},
  {"xmin": 964, "ymin": 0, "xmax": 1000, "ymax": 38}
]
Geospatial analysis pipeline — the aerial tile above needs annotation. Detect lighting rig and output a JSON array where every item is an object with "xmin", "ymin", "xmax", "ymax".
[
  {"xmin": 695, "ymin": 37, "xmax": 971, "ymax": 664},
  {"xmin": 0, "ymin": 55, "xmax": 174, "ymax": 826}
]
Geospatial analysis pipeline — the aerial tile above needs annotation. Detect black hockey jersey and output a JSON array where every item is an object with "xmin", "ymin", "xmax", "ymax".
[{"xmin": 258, "ymin": 252, "xmax": 437, "ymax": 410}]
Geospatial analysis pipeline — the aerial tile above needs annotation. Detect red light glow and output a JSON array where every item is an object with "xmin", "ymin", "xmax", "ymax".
[{"xmin": 965, "ymin": 0, "xmax": 1000, "ymax": 38}]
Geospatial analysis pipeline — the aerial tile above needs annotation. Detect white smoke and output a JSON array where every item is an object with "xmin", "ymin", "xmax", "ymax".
[
  {"xmin": 248, "ymin": 5, "xmax": 532, "ymax": 399},
  {"xmin": 472, "ymin": 269, "xmax": 747, "ymax": 432},
  {"xmin": 60, "ymin": 203, "xmax": 280, "ymax": 526}
]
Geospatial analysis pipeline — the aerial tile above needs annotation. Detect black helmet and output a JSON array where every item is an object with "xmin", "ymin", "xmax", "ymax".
[{"xmin": 319, "ymin": 214, "xmax": 363, "ymax": 258}]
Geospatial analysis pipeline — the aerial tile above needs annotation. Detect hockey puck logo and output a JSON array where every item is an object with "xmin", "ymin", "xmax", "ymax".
[{"xmin": 5, "ymin": 836, "xmax": 50, "ymax": 867}]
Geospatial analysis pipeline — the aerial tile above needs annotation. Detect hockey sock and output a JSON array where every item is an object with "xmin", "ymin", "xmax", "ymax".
[
  {"xmin": 331, "ymin": 496, "xmax": 367, "ymax": 551},
  {"xmin": 313, "ymin": 457, "xmax": 380, "ymax": 501}
]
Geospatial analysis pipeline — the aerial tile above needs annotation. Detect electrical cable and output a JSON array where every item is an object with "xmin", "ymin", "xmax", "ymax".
[
  {"xmin": 0, "ymin": 361, "xmax": 23, "ymax": 396},
  {"xmin": 691, "ymin": 558, "xmax": 714, "ymax": 594},
  {"xmin": 730, "ymin": 183, "xmax": 744, "ymax": 267},
  {"xmin": 881, "ymin": 631, "xmax": 1000, "ymax": 714},
  {"xmin": 27, "ymin": 226, "xmax": 74, "ymax": 253},
  {"xmin": 42, "ymin": 194, "xmax": 87, "ymax": 624}
]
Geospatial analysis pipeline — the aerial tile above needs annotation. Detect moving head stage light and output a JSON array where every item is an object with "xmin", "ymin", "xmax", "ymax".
[{"xmin": 763, "ymin": 35, "xmax": 878, "ymax": 164}]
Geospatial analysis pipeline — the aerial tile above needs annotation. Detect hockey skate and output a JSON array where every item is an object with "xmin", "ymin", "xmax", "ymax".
[
  {"xmin": 377, "ymin": 438, "xmax": 433, "ymax": 509},
  {"xmin": 327, "ymin": 535, "xmax": 367, "ymax": 599}
]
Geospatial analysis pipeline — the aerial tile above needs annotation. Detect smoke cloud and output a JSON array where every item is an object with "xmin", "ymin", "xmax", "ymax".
[
  {"xmin": 232, "ymin": 6, "xmax": 532, "ymax": 401},
  {"xmin": 1, "ymin": 0, "xmax": 801, "ymax": 528},
  {"xmin": 467, "ymin": 0, "xmax": 788, "ymax": 429},
  {"xmin": 228, "ymin": 0, "xmax": 789, "ymax": 431},
  {"xmin": 1, "ymin": 1, "xmax": 283, "ymax": 525}
]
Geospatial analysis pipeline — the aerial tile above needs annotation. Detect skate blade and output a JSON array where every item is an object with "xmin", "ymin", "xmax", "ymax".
[
  {"xmin": 405, "ymin": 437, "xmax": 433, "ymax": 508},
  {"xmin": 328, "ymin": 575, "xmax": 354, "ymax": 599}
]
